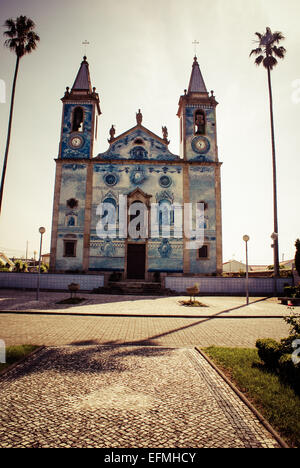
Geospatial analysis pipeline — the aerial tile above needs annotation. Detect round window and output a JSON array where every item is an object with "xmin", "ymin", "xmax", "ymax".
[
  {"xmin": 104, "ymin": 173, "xmax": 118, "ymax": 186},
  {"xmin": 159, "ymin": 175, "xmax": 172, "ymax": 188}
]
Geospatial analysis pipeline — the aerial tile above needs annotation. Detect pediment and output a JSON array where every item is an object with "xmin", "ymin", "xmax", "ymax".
[
  {"xmin": 95, "ymin": 125, "xmax": 179, "ymax": 161},
  {"xmin": 127, "ymin": 187, "xmax": 152, "ymax": 200}
]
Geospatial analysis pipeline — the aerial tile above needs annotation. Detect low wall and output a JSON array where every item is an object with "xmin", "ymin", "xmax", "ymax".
[
  {"xmin": 165, "ymin": 276, "xmax": 293, "ymax": 296},
  {"xmin": 0, "ymin": 273, "xmax": 104, "ymax": 291}
]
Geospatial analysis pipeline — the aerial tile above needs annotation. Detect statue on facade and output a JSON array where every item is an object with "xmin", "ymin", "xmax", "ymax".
[
  {"xmin": 136, "ymin": 109, "xmax": 143, "ymax": 125},
  {"xmin": 162, "ymin": 126, "xmax": 170, "ymax": 144},
  {"xmin": 108, "ymin": 125, "xmax": 116, "ymax": 142}
]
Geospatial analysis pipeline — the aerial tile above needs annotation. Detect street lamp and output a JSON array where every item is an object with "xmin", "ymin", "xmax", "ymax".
[
  {"xmin": 271, "ymin": 232, "xmax": 278, "ymax": 296},
  {"xmin": 36, "ymin": 227, "xmax": 46, "ymax": 301},
  {"xmin": 243, "ymin": 235, "xmax": 250, "ymax": 305}
]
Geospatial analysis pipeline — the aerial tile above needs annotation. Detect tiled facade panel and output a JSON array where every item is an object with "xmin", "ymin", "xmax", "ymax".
[
  {"xmin": 55, "ymin": 164, "xmax": 87, "ymax": 271},
  {"xmin": 89, "ymin": 163, "xmax": 184, "ymax": 273},
  {"xmin": 189, "ymin": 166, "xmax": 217, "ymax": 275}
]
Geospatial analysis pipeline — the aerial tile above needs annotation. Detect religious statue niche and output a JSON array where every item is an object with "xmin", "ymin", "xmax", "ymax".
[
  {"xmin": 194, "ymin": 110, "xmax": 206, "ymax": 135},
  {"xmin": 129, "ymin": 146, "xmax": 148, "ymax": 160},
  {"xmin": 65, "ymin": 213, "xmax": 78, "ymax": 227},
  {"xmin": 72, "ymin": 107, "xmax": 84, "ymax": 132}
]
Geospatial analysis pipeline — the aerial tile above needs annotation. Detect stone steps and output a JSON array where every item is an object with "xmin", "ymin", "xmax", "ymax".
[{"xmin": 93, "ymin": 281, "xmax": 174, "ymax": 296}]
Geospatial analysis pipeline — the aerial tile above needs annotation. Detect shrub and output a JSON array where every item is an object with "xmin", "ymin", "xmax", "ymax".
[
  {"xmin": 256, "ymin": 338, "xmax": 281, "ymax": 368},
  {"xmin": 14, "ymin": 260, "xmax": 23, "ymax": 272},
  {"xmin": 284, "ymin": 312, "xmax": 300, "ymax": 335},
  {"xmin": 278, "ymin": 354, "xmax": 300, "ymax": 388},
  {"xmin": 39, "ymin": 264, "xmax": 48, "ymax": 273},
  {"xmin": 280, "ymin": 334, "xmax": 300, "ymax": 355},
  {"xmin": 284, "ymin": 285, "xmax": 296, "ymax": 298}
]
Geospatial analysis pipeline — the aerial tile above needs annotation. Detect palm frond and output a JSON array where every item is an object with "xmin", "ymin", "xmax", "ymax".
[
  {"xmin": 272, "ymin": 31, "xmax": 285, "ymax": 43},
  {"xmin": 3, "ymin": 18, "xmax": 16, "ymax": 32},
  {"xmin": 3, "ymin": 29, "xmax": 16, "ymax": 38},
  {"xmin": 254, "ymin": 55, "xmax": 264, "ymax": 66},
  {"xmin": 249, "ymin": 47, "xmax": 262, "ymax": 57},
  {"xmin": 263, "ymin": 55, "xmax": 277, "ymax": 70},
  {"xmin": 272, "ymin": 45, "xmax": 286, "ymax": 59}
]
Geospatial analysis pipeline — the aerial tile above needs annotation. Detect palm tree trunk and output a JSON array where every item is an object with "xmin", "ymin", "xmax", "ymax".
[
  {"xmin": 267, "ymin": 66, "xmax": 280, "ymax": 279},
  {"xmin": 0, "ymin": 55, "xmax": 20, "ymax": 215}
]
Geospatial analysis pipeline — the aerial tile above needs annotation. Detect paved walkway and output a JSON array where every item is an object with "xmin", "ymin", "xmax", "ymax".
[
  {"xmin": 0, "ymin": 289, "xmax": 291, "ymax": 317},
  {"xmin": 0, "ymin": 290, "xmax": 291, "ymax": 348},
  {"xmin": 0, "ymin": 345, "xmax": 280, "ymax": 448},
  {"xmin": 0, "ymin": 313, "xmax": 290, "ymax": 348}
]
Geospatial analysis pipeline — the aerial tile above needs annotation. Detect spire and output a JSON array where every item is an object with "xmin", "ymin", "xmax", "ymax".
[
  {"xmin": 72, "ymin": 56, "xmax": 92, "ymax": 92},
  {"xmin": 187, "ymin": 56, "xmax": 207, "ymax": 94}
]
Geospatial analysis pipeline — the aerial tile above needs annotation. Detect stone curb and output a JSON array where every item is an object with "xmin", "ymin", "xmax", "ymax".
[
  {"xmin": 0, "ymin": 346, "xmax": 45, "ymax": 379},
  {"xmin": 194, "ymin": 346, "xmax": 290, "ymax": 449},
  {"xmin": 0, "ymin": 310, "xmax": 287, "ymax": 319}
]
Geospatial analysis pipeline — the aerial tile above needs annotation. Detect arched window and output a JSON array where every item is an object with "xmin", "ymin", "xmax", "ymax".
[
  {"xmin": 102, "ymin": 197, "xmax": 117, "ymax": 224},
  {"xmin": 198, "ymin": 200, "xmax": 208, "ymax": 229},
  {"xmin": 158, "ymin": 200, "xmax": 174, "ymax": 227},
  {"xmin": 72, "ymin": 107, "xmax": 84, "ymax": 132},
  {"xmin": 194, "ymin": 110, "xmax": 206, "ymax": 135}
]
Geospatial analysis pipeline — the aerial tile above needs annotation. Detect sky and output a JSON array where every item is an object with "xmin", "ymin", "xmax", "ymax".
[{"xmin": 0, "ymin": 0, "xmax": 299, "ymax": 266}]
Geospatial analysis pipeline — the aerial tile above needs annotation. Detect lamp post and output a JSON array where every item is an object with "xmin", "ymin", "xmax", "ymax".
[
  {"xmin": 243, "ymin": 235, "xmax": 250, "ymax": 305},
  {"xmin": 271, "ymin": 232, "xmax": 278, "ymax": 296},
  {"xmin": 36, "ymin": 227, "xmax": 45, "ymax": 301}
]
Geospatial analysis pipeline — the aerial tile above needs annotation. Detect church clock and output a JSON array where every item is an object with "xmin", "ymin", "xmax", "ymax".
[
  {"xmin": 191, "ymin": 136, "xmax": 210, "ymax": 154},
  {"xmin": 69, "ymin": 135, "xmax": 84, "ymax": 148}
]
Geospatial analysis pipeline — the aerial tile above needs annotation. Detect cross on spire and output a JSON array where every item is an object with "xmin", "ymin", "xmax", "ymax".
[
  {"xmin": 82, "ymin": 40, "xmax": 90, "ymax": 57},
  {"xmin": 192, "ymin": 40, "xmax": 199, "ymax": 57}
]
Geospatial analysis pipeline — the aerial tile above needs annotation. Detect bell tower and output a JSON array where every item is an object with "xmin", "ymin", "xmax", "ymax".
[
  {"xmin": 177, "ymin": 56, "xmax": 222, "ymax": 275},
  {"xmin": 177, "ymin": 56, "xmax": 218, "ymax": 163},
  {"xmin": 59, "ymin": 56, "xmax": 101, "ymax": 160},
  {"xmin": 50, "ymin": 57, "xmax": 101, "ymax": 273}
]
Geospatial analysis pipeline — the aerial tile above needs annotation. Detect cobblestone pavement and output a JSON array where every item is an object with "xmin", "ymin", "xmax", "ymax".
[
  {"xmin": 0, "ymin": 346, "xmax": 280, "ymax": 448},
  {"xmin": 0, "ymin": 313, "xmax": 290, "ymax": 348}
]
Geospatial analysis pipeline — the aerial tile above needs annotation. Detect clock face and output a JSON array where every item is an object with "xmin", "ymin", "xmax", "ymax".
[
  {"xmin": 191, "ymin": 136, "xmax": 210, "ymax": 154},
  {"xmin": 69, "ymin": 136, "xmax": 83, "ymax": 148}
]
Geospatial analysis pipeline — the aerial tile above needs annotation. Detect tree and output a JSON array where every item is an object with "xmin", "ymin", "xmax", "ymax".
[
  {"xmin": 295, "ymin": 239, "xmax": 300, "ymax": 276},
  {"xmin": 250, "ymin": 27, "xmax": 286, "ymax": 278},
  {"xmin": 0, "ymin": 16, "xmax": 40, "ymax": 215}
]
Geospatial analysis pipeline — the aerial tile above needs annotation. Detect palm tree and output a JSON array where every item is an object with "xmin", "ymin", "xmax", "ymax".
[
  {"xmin": 0, "ymin": 16, "xmax": 40, "ymax": 214},
  {"xmin": 250, "ymin": 27, "xmax": 286, "ymax": 279}
]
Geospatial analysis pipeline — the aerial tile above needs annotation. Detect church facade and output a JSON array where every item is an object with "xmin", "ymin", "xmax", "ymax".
[{"xmin": 49, "ymin": 56, "xmax": 222, "ymax": 279}]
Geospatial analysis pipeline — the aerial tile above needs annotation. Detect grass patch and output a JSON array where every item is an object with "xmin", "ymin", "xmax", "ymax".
[
  {"xmin": 56, "ymin": 297, "xmax": 86, "ymax": 305},
  {"xmin": 0, "ymin": 345, "xmax": 39, "ymax": 372},
  {"xmin": 203, "ymin": 346, "xmax": 300, "ymax": 448}
]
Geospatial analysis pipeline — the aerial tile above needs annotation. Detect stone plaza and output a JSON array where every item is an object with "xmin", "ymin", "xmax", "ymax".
[{"xmin": 0, "ymin": 290, "xmax": 291, "ymax": 448}]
